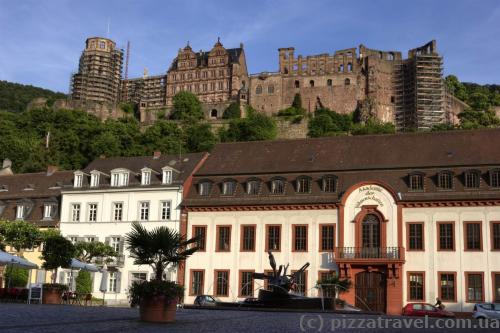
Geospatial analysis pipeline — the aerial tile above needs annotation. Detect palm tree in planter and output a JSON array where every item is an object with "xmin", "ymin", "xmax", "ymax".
[
  {"xmin": 317, "ymin": 275, "xmax": 352, "ymax": 310},
  {"xmin": 126, "ymin": 222, "xmax": 199, "ymax": 323}
]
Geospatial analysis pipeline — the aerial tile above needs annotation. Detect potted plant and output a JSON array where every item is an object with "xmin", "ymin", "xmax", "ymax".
[
  {"xmin": 126, "ymin": 222, "xmax": 199, "ymax": 323},
  {"xmin": 317, "ymin": 275, "xmax": 351, "ymax": 310},
  {"xmin": 40, "ymin": 234, "xmax": 75, "ymax": 304}
]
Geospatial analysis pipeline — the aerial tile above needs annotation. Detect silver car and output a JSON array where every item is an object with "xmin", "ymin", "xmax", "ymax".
[{"xmin": 472, "ymin": 303, "xmax": 500, "ymax": 320}]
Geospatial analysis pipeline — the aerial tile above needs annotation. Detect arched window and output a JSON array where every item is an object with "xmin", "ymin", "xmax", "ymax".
[
  {"xmin": 309, "ymin": 80, "xmax": 314, "ymax": 87},
  {"xmin": 256, "ymin": 85, "xmax": 262, "ymax": 94},
  {"xmin": 339, "ymin": 64, "xmax": 344, "ymax": 73},
  {"xmin": 222, "ymin": 180, "xmax": 236, "ymax": 196},
  {"xmin": 438, "ymin": 171, "xmax": 453, "ymax": 190},
  {"xmin": 347, "ymin": 63, "xmax": 352, "ymax": 72},
  {"xmin": 322, "ymin": 175, "xmax": 336, "ymax": 192},
  {"xmin": 270, "ymin": 178, "xmax": 285, "ymax": 194},
  {"xmin": 409, "ymin": 173, "xmax": 424, "ymax": 191},
  {"xmin": 294, "ymin": 80, "xmax": 300, "ymax": 88},
  {"xmin": 284, "ymin": 67, "xmax": 289, "ymax": 74},
  {"xmin": 198, "ymin": 181, "xmax": 212, "ymax": 196},
  {"xmin": 344, "ymin": 78, "xmax": 350, "ymax": 86},
  {"xmin": 268, "ymin": 85, "xmax": 274, "ymax": 94},
  {"xmin": 211, "ymin": 109, "xmax": 218, "ymax": 118},
  {"xmin": 464, "ymin": 170, "xmax": 480, "ymax": 188},
  {"xmin": 246, "ymin": 178, "xmax": 261, "ymax": 195},
  {"xmin": 296, "ymin": 176, "xmax": 311, "ymax": 193},
  {"xmin": 327, "ymin": 79, "xmax": 332, "ymax": 86},
  {"xmin": 387, "ymin": 53, "xmax": 395, "ymax": 61}
]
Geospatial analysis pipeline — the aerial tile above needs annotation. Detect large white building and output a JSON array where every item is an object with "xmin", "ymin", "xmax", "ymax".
[
  {"xmin": 182, "ymin": 129, "xmax": 500, "ymax": 315},
  {"xmin": 59, "ymin": 152, "xmax": 207, "ymax": 304}
]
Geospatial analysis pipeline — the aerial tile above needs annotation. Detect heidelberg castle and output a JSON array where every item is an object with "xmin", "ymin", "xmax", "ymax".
[{"xmin": 69, "ymin": 37, "xmax": 468, "ymax": 131}]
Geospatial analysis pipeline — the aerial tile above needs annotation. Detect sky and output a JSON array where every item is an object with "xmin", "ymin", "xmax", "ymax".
[{"xmin": 0, "ymin": 0, "xmax": 499, "ymax": 93}]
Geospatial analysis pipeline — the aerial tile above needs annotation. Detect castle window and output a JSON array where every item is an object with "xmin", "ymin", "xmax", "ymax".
[
  {"xmin": 490, "ymin": 169, "xmax": 500, "ymax": 188},
  {"xmin": 203, "ymin": 84, "xmax": 208, "ymax": 91},
  {"xmin": 391, "ymin": 96, "xmax": 395, "ymax": 103},
  {"xmin": 284, "ymin": 67, "xmax": 289, "ymax": 74},
  {"xmin": 409, "ymin": 173, "xmax": 424, "ymax": 191},
  {"xmin": 322, "ymin": 175, "xmax": 336, "ymax": 193},
  {"xmin": 464, "ymin": 170, "xmax": 480, "ymax": 189},
  {"xmin": 339, "ymin": 64, "xmax": 344, "ymax": 73},
  {"xmin": 327, "ymin": 79, "xmax": 332, "ymax": 86},
  {"xmin": 99, "ymin": 41, "xmax": 106, "ymax": 49},
  {"xmin": 379, "ymin": 52, "xmax": 383, "ymax": 59},
  {"xmin": 268, "ymin": 85, "xmax": 274, "ymax": 94},
  {"xmin": 438, "ymin": 171, "xmax": 453, "ymax": 190},
  {"xmin": 309, "ymin": 80, "xmax": 314, "ymax": 87},
  {"xmin": 219, "ymin": 70, "xmax": 224, "ymax": 77},
  {"xmin": 296, "ymin": 176, "xmax": 311, "ymax": 194},
  {"xmin": 294, "ymin": 80, "xmax": 300, "ymax": 88},
  {"xmin": 344, "ymin": 78, "xmax": 350, "ymax": 86},
  {"xmin": 202, "ymin": 71, "xmax": 207, "ymax": 78},
  {"xmin": 346, "ymin": 52, "xmax": 352, "ymax": 57},
  {"xmin": 388, "ymin": 53, "xmax": 395, "ymax": 61},
  {"xmin": 218, "ymin": 82, "xmax": 223, "ymax": 90},
  {"xmin": 211, "ymin": 109, "xmax": 218, "ymax": 118},
  {"xmin": 347, "ymin": 63, "xmax": 352, "ymax": 72},
  {"xmin": 256, "ymin": 85, "xmax": 262, "ymax": 94}
]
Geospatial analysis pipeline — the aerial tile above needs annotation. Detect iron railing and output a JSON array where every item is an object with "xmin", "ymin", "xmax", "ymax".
[{"xmin": 334, "ymin": 247, "xmax": 403, "ymax": 260}]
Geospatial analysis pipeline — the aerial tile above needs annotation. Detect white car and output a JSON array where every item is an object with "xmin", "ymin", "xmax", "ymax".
[{"xmin": 472, "ymin": 303, "xmax": 500, "ymax": 320}]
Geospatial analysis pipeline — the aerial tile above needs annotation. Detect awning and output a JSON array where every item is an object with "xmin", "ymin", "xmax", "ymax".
[
  {"xmin": 0, "ymin": 250, "xmax": 38, "ymax": 269},
  {"xmin": 69, "ymin": 258, "xmax": 100, "ymax": 272}
]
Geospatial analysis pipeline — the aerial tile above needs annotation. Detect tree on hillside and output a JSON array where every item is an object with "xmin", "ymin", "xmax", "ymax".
[
  {"xmin": 350, "ymin": 118, "xmax": 396, "ymax": 135},
  {"xmin": 458, "ymin": 109, "xmax": 500, "ymax": 129},
  {"xmin": 141, "ymin": 120, "xmax": 185, "ymax": 154},
  {"xmin": 291, "ymin": 93, "xmax": 303, "ymax": 110},
  {"xmin": 184, "ymin": 123, "xmax": 217, "ymax": 152},
  {"xmin": 170, "ymin": 91, "xmax": 204, "ymax": 122},
  {"xmin": 0, "ymin": 80, "xmax": 66, "ymax": 113},
  {"xmin": 219, "ymin": 107, "xmax": 277, "ymax": 142},
  {"xmin": 308, "ymin": 108, "xmax": 352, "ymax": 137},
  {"xmin": 222, "ymin": 102, "xmax": 241, "ymax": 119},
  {"xmin": 444, "ymin": 75, "xmax": 467, "ymax": 101}
]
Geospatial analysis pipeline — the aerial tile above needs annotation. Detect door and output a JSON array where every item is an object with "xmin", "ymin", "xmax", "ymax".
[
  {"xmin": 361, "ymin": 214, "xmax": 381, "ymax": 258},
  {"xmin": 355, "ymin": 271, "xmax": 386, "ymax": 313}
]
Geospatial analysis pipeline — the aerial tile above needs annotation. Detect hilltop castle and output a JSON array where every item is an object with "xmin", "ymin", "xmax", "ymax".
[{"xmin": 69, "ymin": 37, "xmax": 467, "ymax": 131}]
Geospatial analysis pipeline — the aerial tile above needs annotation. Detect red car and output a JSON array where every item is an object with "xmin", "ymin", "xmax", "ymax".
[{"xmin": 402, "ymin": 303, "xmax": 455, "ymax": 318}]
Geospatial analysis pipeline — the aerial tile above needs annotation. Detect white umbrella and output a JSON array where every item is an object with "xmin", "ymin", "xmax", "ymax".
[
  {"xmin": 0, "ymin": 250, "xmax": 38, "ymax": 269},
  {"xmin": 99, "ymin": 265, "xmax": 108, "ymax": 306},
  {"xmin": 70, "ymin": 259, "xmax": 99, "ymax": 272}
]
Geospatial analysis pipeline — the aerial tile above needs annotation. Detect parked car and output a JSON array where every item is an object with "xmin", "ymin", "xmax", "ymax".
[
  {"xmin": 242, "ymin": 297, "xmax": 259, "ymax": 304},
  {"xmin": 472, "ymin": 303, "xmax": 500, "ymax": 320},
  {"xmin": 402, "ymin": 303, "xmax": 455, "ymax": 318},
  {"xmin": 194, "ymin": 295, "xmax": 220, "ymax": 307}
]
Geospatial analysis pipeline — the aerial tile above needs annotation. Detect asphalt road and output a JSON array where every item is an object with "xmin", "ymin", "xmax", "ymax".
[{"xmin": 0, "ymin": 303, "xmax": 498, "ymax": 332}]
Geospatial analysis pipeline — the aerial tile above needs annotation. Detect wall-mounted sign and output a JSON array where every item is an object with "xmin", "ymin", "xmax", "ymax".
[{"xmin": 354, "ymin": 185, "xmax": 385, "ymax": 208}]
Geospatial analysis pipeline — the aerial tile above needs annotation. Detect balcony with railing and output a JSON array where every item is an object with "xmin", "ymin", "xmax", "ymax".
[
  {"xmin": 93, "ymin": 254, "xmax": 125, "ymax": 268},
  {"xmin": 333, "ymin": 247, "xmax": 405, "ymax": 263}
]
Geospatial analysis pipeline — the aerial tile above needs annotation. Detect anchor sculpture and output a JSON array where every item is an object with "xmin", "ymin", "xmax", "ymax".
[{"xmin": 253, "ymin": 251, "xmax": 310, "ymax": 299}]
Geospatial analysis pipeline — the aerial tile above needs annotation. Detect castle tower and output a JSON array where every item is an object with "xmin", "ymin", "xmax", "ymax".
[{"xmin": 70, "ymin": 37, "xmax": 123, "ymax": 104}]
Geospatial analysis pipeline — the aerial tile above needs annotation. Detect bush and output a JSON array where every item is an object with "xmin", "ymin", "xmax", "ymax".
[
  {"xmin": 222, "ymin": 102, "xmax": 241, "ymax": 119},
  {"xmin": 219, "ymin": 107, "xmax": 277, "ymax": 142},
  {"xmin": 170, "ymin": 92, "xmax": 203, "ymax": 122},
  {"xmin": 42, "ymin": 283, "xmax": 69, "ymax": 291},
  {"xmin": 4, "ymin": 266, "xmax": 29, "ymax": 287},
  {"xmin": 277, "ymin": 106, "xmax": 306, "ymax": 123},
  {"xmin": 75, "ymin": 271, "xmax": 92, "ymax": 294},
  {"xmin": 129, "ymin": 280, "xmax": 184, "ymax": 306}
]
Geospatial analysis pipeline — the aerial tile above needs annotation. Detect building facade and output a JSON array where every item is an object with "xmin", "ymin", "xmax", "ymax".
[
  {"xmin": 182, "ymin": 129, "xmax": 500, "ymax": 314},
  {"xmin": 59, "ymin": 152, "xmax": 207, "ymax": 304},
  {"xmin": 70, "ymin": 37, "xmax": 467, "ymax": 131},
  {"xmin": 0, "ymin": 165, "xmax": 74, "ymax": 286}
]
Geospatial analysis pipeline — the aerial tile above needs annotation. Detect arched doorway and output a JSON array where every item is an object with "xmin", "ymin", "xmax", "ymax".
[{"xmin": 355, "ymin": 271, "xmax": 386, "ymax": 312}]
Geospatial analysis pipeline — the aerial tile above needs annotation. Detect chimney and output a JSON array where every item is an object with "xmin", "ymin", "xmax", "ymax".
[
  {"xmin": 2, "ymin": 159, "xmax": 12, "ymax": 169},
  {"xmin": 153, "ymin": 151, "xmax": 161, "ymax": 159},
  {"xmin": 46, "ymin": 165, "xmax": 58, "ymax": 176}
]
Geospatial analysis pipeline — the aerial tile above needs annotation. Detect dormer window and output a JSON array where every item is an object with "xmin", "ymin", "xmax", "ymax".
[
  {"xmin": 246, "ymin": 179, "xmax": 260, "ymax": 195},
  {"xmin": 16, "ymin": 204, "xmax": 24, "ymax": 220},
  {"xmin": 141, "ymin": 169, "xmax": 151, "ymax": 186},
  {"xmin": 111, "ymin": 170, "xmax": 129, "ymax": 187},
  {"xmin": 464, "ymin": 170, "xmax": 480, "ymax": 189},
  {"xmin": 271, "ymin": 178, "xmax": 285, "ymax": 195},
  {"xmin": 222, "ymin": 180, "xmax": 236, "ymax": 196},
  {"xmin": 90, "ymin": 172, "xmax": 100, "ymax": 187},
  {"xmin": 296, "ymin": 176, "xmax": 311, "ymax": 193},
  {"xmin": 43, "ymin": 204, "xmax": 54, "ymax": 220},
  {"xmin": 199, "ymin": 181, "xmax": 212, "ymax": 196},
  {"xmin": 162, "ymin": 169, "xmax": 173, "ymax": 184},
  {"xmin": 322, "ymin": 175, "xmax": 337, "ymax": 192},
  {"xmin": 490, "ymin": 169, "xmax": 500, "ymax": 188},
  {"xmin": 409, "ymin": 173, "xmax": 424, "ymax": 191},
  {"xmin": 74, "ymin": 173, "xmax": 83, "ymax": 188},
  {"xmin": 438, "ymin": 171, "xmax": 453, "ymax": 190}
]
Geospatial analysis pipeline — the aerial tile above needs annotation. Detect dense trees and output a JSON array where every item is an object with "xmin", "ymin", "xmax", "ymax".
[
  {"xmin": 169, "ymin": 91, "xmax": 204, "ymax": 122},
  {"xmin": 445, "ymin": 75, "xmax": 500, "ymax": 111},
  {"xmin": 219, "ymin": 107, "xmax": 277, "ymax": 142},
  {"xmin": 0, "ymin": 80, "xmax": 66, "ymax": 113}
]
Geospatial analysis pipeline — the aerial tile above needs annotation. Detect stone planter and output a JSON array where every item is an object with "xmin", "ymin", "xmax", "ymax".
[
  {"xmin": 42, "ymin": 288, "xmax": 62, "ymax": 304},
  {"xmin": 139, "ymin": 295, "xmax": 177, "ymax": 323}
]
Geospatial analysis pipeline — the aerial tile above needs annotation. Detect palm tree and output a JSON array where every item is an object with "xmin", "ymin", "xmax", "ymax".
[{"xmin": 125, "ymin": 222, "xmax": 199, "ymax": 281}]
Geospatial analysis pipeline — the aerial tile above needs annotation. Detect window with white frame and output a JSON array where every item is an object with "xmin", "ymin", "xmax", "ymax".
[
  {"xmin": 86, "ymin": 236, "xmax": 96, "ymax": 242},
  {"xmin": 108, "ymin": 272, "xmax": 117, "ymax": 292},
  {"xmin": 69, "ymin": 236, "xmax": 78, "ymax": 244},
  {"xmin": 111, "ymin": 171, "xmax": 129, "ymax": 187},
  {"xmin": 90, "ymin": 173, "xmax": 100, "ymax": 187},
  {"xmin": 110, "ymin": 237, "xmax": 121, "ymax": 253},
  {"xmin": 139, "ymin": 202, "xmax": 149, "ymax": 221},
  {"xmin": 141, "ymin": 170, "xmax": 151, "ymax": 185},
  {"xmin": 111, "ymin": 173, "xmax": 119, "ymax": 186},
  {"xmin": 113, "ymin": 202, "xmax": 123, "ymax": 221},
  {"xmin": 71, "ymin": 204, "xmax": 81, "ymax": 222},
  {"xmin": 43, "ymin": 204, "xmax": 53, "ymax": 219},
  {"xmin": 130, "ymin": 272, "xmax": 147, "ymax": 285},
  {"xmin": 16, "ymin": 205, "xmax": 24, "ymax": 220},
  {"xmin": 74, "ymin": 174, "xmax": 83, "ymax": 188},
  {"xmin": 160, "ymin": 201, "xmax": 171, "ymax": 220},
  {"xmin": 162, "ymin": 169, "xmax": 173, "ymax": 184},
  {"xmin": 88, "ymin": 203, "xmax": 98, "ymax": 222}
]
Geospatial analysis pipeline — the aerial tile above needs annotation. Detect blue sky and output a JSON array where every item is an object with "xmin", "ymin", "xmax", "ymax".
[{"xmin": 0, "ymin": 0, "xmax": 499, "ymax": 92}]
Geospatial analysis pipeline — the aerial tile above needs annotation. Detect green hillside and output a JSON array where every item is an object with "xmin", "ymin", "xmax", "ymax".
[{"xmin": 0, "ymin": 80, "xmax": 66, "ymax": 113}]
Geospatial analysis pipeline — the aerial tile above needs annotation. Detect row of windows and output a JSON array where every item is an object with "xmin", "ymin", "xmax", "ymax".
[
  {"xmin": 172, "ymin": 69, "xmax": 230, "ymax": 81},
  {"xmin": 407, "ymin": 221, "xmax": 500, "ymax": 251},
  {"xmin": 198, "ymin": 175, "xmax": 337, "ymax": 196},
  {"xmin": 408, "ymin": 272, "xmax": 500, "ymax": 303},
  {"xmin": 67, "ymin": 235, "xmax": 123, "ymax": 254},
  {"xmin": 172, "ymin": 81, "xmax": 228, "ymax": 94},
  {"xmin": 190, "ymin": 269, "xmax": 312, "ymax": 297},
  {"xmin": 408, "ymin": 169, "xmax": 500, "ymax": 191},
  {"xmin": 13, "ymin": 203, "xmax": 56, "ymax": 221},
  {"xmin": 284, "ymin": 62, "xmax": 354, "ymax": 74},
  {"xmin": 75, "ymin": 169, "xmax": 173, "ymax": 188},
  {"xmin": 192, "ymin": 224, "xmax": 336, "ymax": 252},
  {"xmin": 69, "ymin": 201, "xmax": 172, "ymax": 222}
]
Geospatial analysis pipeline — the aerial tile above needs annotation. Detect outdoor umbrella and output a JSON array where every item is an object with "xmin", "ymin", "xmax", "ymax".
[
  {"xmin": 0, "ymin": 250, "xmax": 38, "ymax": 287},
  {"xmin": 67, "ymin": 259, "xmax": 100, "ymax": 291},
  {"xmin": 99, "ymin": 265, "xmax": 108, "ymax": 306}
]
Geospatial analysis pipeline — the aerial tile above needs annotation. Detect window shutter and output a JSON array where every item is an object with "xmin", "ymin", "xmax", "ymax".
[
  {"xmin": 115, "ymin": 271, "xmax": 122, "ymax": 293},
  {"xmin": 119, "ymin": 238, "xmax": 124, "ymax": 255},
  {"xmin": 105, "ymin": 237, "xmax": 110, "ymax": 245}
]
